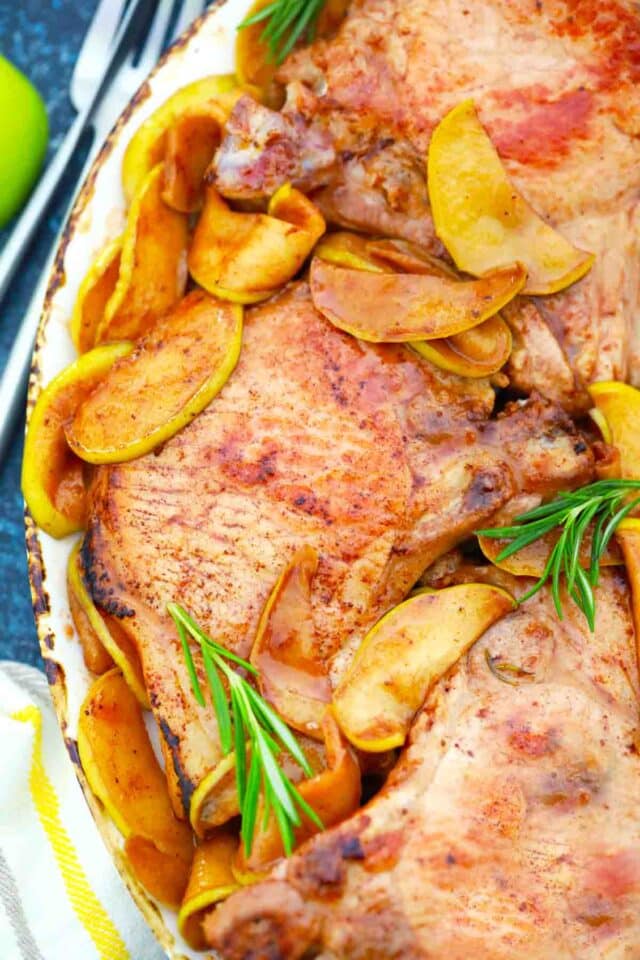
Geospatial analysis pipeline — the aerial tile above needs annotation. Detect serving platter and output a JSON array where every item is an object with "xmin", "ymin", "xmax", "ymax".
[
  {"xmin": 25, "ymin": 2, "xmax": 251, "ymax": 956},
  {"xmin": 23, "ymin": 0, "xmax": 640, "ymax": 956}
]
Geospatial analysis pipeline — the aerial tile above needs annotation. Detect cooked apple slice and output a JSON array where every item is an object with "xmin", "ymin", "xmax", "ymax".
[
  {"xmin": 68, "ymin": 555, "xmax": 114, "ymax": 676},
  {"xmin": 309, "ymin": 257, "xmax": 525, "ymax": 342},
  {"xmin": 190, "ymin": 753, "xmax": 241, "ymax": 837},
  {"xmin": 125, "ymin": 835, "xmax": 192, "ymax": 908},
  {"xmin": 70, "ymin": 236, "xmax": 122, "ymax": 353},
  {"xmin": 78, "ymin": 669, "xmax": 193, "ymax": 874},
  {"xmin": 22, "ymin": 342, "xmax": 132, "ymax": 538},
  {"xmin": 235, "ymin": 0, "xmax": 348, "ymax": 109},
  {"xmin": 427, "ymin": 100, "xmax": 594, "ymax": 295},
  {"xmin": 477, "ymin": 529, "xmax": 621, "ymax": 577},
  {"xmin": 236, "ymin": 710, "xmax": 361, "ymax": 873},
  {"xmin": 190, "ymin": 736, "xmax": 325, "ymax": 837},
  {"xmin": 314, "ymin": 235, "xmax": 510, "ymax": 375},
  {"xmin": 366, "ymin": 237, "xmax": 458, "ymax": 278},
  {"xmin": 178, "ymin": 830, "xmax": 239, "ymax": 949},
  {"xmin": 251, "ymin": 547, "xmax": 331, "ymax": 740},
  {"xmin": 97, "ymin": 164, "xmax": 188, "ymax": 343},
  {"xmin": 588, "ymin": 382, "xmax": 640, "ymax": 481},
  {"xmin": 235, "ymin": 0, "xmax": 284, "ymax": 109},
  {"xmin": 122, "ymin": 74, "xmax": 239, "ymax": 202},
  {"xmin": 334, "ymin": 584, "xmax": 515, "ymax": 751},
  {"xmin": 314, "ymin": 231, "xmax": 386, "ymax": 273},
  {"xmin": 162, "ymin": 113, "xmax": 221, "ymax": 213},
  {"xmin": 412, "ymin": 314, "xmax": 513, "ymax": 378},
  {"xmin": 189, "ymin": 183, "xmax": 326, "ymax": 303},
  {"xmin": 67, "ymin": 540, "xmax": 149, "ymax": 705},
  {"xmin": 67, "ymin": 540, "xmax": 113, "ymax": 675},
  {"xmin": 67, "ymin": 292, "xmax": 242, "ymax": 464},
  {"xmin": 589, "ymin": 407, "xmax": 612, "ymax": 444}
]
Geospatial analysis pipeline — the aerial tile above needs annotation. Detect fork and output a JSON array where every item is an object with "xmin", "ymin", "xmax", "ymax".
[{"xmin": 0, "ymin": 0, "xmax": 206, "ymax": 462}]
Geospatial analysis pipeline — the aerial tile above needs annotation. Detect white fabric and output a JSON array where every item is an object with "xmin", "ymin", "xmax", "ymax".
[{"xmin": 0, "ymin": 661, "xmax": 165, "ymax": 960}]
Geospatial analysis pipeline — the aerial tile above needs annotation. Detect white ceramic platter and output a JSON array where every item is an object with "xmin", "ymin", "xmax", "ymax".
[{"xmin": 25, "ymin": 2, "xmax": 253, "ymax": 956}]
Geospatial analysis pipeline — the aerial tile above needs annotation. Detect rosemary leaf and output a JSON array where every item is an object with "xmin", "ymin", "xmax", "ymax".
[
  {"xmin": 272, "ymin": 790, "xmax": 295, "ymax": 856},
  {"xmin": 286, "ymin": 779, "xmax": 324, "ymax": 830},
  {"xmin": 476, "ymin": 478, "xmax": 640, "ymax": 630},
  {"xmin": 169, "ymin": 602, "xmax": 323, "ymax": 858},
  {"xmin": 238, "ymin": 0, "xmax": 281, "ymax": 28},
  {"xmin": 242, "ymin": 751, "xmax": 262, "ymax": 855},
  {"xmin": 262, "ymin": 780, "xmax": 273, "ymax": 832},
  {"xmin": 256, "ymin": 728, "xmax": 302, "ymax": 825},
  {"xmin": 202, "ymin": 644, "xmax": 232, "ymax": 755},
  {"xmin": 278, "ymin": 0, "xmax": 324, "ymax": 61},
  {"xmin": 170, "ymin": 608, "xmax": 205, "ymax": 707},
  {"xmin": 599, "ymin": 495, "xmax": 640, "ymax": 559},
  {"xmin": 231, "ymin": 686, "xmax": 247, "ymax": 807},
  {"xmin": 238, "ymin": 0, "xmax": 329, "ymax": 65},
  {"xmin": 244, "ymin": 684, "xmax": 312, "ymax": 775}
]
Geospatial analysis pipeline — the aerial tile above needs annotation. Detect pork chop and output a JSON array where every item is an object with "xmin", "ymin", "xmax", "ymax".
[
  {"xmin": 83, "ymin": 283, "xmax": 593, "ymax": 818},
  {"xmin": 205, "ymin": 567, "xmax": 640, "ymax": 959},
  {"xmin": 213, "ymin": 0, "xmax": 640, "ymax": 410}
]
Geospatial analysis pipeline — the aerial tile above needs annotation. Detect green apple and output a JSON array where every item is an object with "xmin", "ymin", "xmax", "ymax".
[{"xmin": 0, "ymin": 55, "xmax": 49, "ymax": 228}]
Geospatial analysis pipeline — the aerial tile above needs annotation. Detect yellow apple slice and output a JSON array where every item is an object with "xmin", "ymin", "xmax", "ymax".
[
  {"xmin": 21, "ymin": 342, "xmax": 133, "ymax": 538},
  {"xmin": 70, "ymin": 236, "xmax": 122, "ymax": 354},
  {"xmin": 67, "ymin": 544, "xmax": 114, "ymax": 676},
  {"xmin": 309, "ymin": 257, "xmax": 525, "ymax": 342},
  {"xmin": 190, "ymin": 736, "xmax": 325, "ymax": 837},
  {"xmin": 314, "ymin": 234, "xmax": 509, "ymax": 375},
  {"xmin": 477, "ymin": 529, "xmax": 621, "ymax": 577},
  {"xmin": 235, "ymin": 0, "xmax": 284, "ymax": 109},
  {"xmin": 97, "ymin": 164, "xmax": 188, "ymax": 343},
  {"xmin": 190, "ymin": 753, "xmax": 241, "ymax": 838},
  {"xmin": 77, "ymin": 669, "xmax": 193, "ymax": 861},
  {"xmin": 189, "ymin": 183, "xmax": 325, "ymax": 304},
  {"xmin": 313, "ymin": 231, "xmax": 386, "ymax": 273},
  {"xmin": 427, "ymin": 100, "xmax": 594, "ymax": 295},
  {"xmin": 589, "ymin": 407, "xmax": 612, "ymax": 444},
  {"xmin": 67, "ymin": 541, "xmax": 149, "ymax": 706},
  {"xmin": 236, "ymin": 710, "xmax": 360, "ymax": 873},
  {"xmin": 333, "ymin": 583, "xmax": 515, "ymax": 751},
  {"xmin": 178, "ymin": 831, "xmax": 239, "ymax": 949},
  {"xmin": 588, "ymin": 381, "xmax": 640, "ymax": 481},
  {"xmin": 162, "ymin": 113, "xmax": 221, "ymax": 213},
  {"xmin": 251, "ymin": 547, "xmax": 331, "ymax": 740},
  {"xmin": 235, "ymin": 0, "xmax": 348, "ymax": 109},
  {"xmin": 365, "ymin": 237, "xmax": 458, "ymax": 277},
  {"xmin": 412, "ymin": 314, "xmax": 513, "ymax": 378},
  {"xmin": 67, "ymin": 291, "xmax": 242, "ymax": 464},
  {"xmin": 124, "ymin": 835, "xmax": 192, "ymax": 908},
  {"xmin": 122, "ymin": 74, "xmax": 239, "ymax": 202}
]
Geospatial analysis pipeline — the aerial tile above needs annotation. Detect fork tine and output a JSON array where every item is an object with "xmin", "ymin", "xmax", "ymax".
[
  {"xmin": 170, "ymin": 0, "xmax": 206, "ymax": 43},
  {"xmin": 135, "ymin": 0, "xmax": 176, "ymax": 74}
]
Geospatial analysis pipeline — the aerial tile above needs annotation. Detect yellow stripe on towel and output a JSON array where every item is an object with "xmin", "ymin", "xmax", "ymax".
[{"xmin": 12, "ymin": 705, "xmax": 130, "ymax": 960}]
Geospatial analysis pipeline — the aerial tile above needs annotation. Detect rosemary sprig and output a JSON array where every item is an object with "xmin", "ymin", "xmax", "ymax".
[
  {"xmin": 167, "ymin": 602, "xmax": 322, "ymax": 856},
  {"xmin": 476, "ymin": 479, "xmax": 640, "ymax": 631},
  {"xmin": 485, "ymin": 650, "xmax": 535, "ymax": 686},
  {"xmin": 238, "ymin": 0, "xmax": 328, "ymax": 65}
]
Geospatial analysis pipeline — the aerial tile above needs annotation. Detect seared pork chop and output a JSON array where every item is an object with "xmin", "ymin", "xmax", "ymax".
[
  {"xmin": 213, "ymin": 0, "xmax": 640, "ymax": 409},
  {"xmin": 83, "ymin": 283, "xmax": 593, "ymax": 818},
  {"xmin": 205, "ymin": 568, "xmax": 640, "ymax": 959}
]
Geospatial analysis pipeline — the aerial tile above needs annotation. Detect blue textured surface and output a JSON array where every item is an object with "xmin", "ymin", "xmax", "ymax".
[{"xmin": 0, "ymin": 1, "xmax": 98, "ymax": 664}]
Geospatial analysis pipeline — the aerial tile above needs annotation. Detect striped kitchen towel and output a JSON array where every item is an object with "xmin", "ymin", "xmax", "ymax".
[{"xmin": 0, "ymin": 661, "xmax": 165, "ymax": 960}]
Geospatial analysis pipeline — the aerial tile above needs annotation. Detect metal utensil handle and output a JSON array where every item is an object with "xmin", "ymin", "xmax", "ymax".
[
  {"xmin": 0, "ymin": 0, "xmax": 148, "ymax": 305},
  {"xmin": 0, "ymin": 270, "xmax": 50, "ymax": 465}
]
